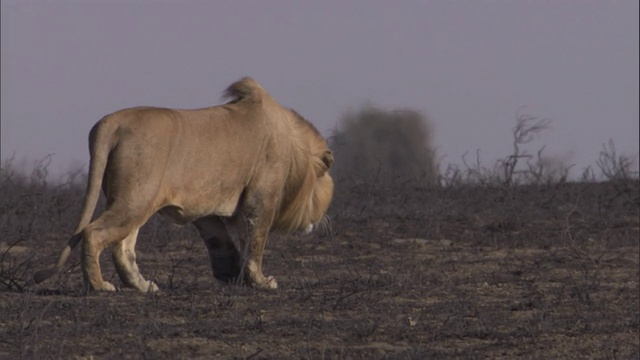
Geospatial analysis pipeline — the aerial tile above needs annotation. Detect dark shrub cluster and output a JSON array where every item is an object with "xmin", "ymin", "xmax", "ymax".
[{"xmin": 330, "ymin": 106, "xmax": 438, "ymax": 187}]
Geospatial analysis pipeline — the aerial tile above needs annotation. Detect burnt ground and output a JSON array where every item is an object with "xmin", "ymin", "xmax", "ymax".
[{"xmin": 0, "ymin": 179, "xmax": 638, "ymax": 359}]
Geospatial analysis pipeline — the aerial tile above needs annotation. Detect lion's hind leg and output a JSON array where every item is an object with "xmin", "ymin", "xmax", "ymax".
[
  {"xmin": 81, "ymin": 208, "xmax": 150, "ymax": 292},
  {"xmin": 112, "ymin": 228, "xmax": 159, "ymax": 292}
]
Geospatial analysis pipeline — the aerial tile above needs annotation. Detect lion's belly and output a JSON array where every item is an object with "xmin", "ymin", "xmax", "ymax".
[{"xmin": 159, "ymin": 190, "xmax": 241, "ymax": 224}]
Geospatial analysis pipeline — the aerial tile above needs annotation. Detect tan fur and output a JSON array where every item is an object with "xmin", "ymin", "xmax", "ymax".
[{"xmin": 33, "ymin": 77, "xmax": 334, "ymax": 292}]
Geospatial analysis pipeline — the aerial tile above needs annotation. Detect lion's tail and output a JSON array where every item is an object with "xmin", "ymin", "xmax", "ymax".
[
  {"xmin": 222, "ymin": 77, "xmax": 269, "ymax": 103},
  {"xmin": 33, "ymin": 118, "xmax": 116, "ymax": 285}
]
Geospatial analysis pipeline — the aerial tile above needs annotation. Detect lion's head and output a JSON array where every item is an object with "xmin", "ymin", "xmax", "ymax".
[{"xmin": 265, "ymin": 109, "xmax": 334, "ymax": 233}]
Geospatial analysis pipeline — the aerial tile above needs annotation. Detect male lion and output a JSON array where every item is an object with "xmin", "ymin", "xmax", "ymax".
[{"xmin": 34, "ymin": 77, "xmax": 334, "ymax": 292}]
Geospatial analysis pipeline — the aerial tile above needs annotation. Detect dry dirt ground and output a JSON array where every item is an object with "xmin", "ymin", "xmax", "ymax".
[{"xmin": 0, "ymin": 180, "xmax": 638, "ymax": 359}]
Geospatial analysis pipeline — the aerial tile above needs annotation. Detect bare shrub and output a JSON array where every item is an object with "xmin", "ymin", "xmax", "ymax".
[
  {"xmin": 0, "ymin": 156, "xmax": 87, "ymax": 292},
  {"xmin": 497, "ymin": 111, "xmax": 552, "ymax": 186},
  {"xmin": 596, "ymin": 139, "xmax": 638, "ymax": 181},
  {"xmin": 330, "ymin": 105, "xmax": 437, "ymax": 188},
  {"xmin": 441, "ymin": 149, "xmax": 504, "ymax": 187},
  {"xmin": 437, "ymin": 110, "xmax": 577, "ymax": 188},
  {"xmin": 523, "ymin": 149, "xmax": 573, "ymax": 185}
]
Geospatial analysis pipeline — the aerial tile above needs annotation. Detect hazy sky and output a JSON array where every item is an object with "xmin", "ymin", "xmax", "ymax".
[{"xmin": 2, "ymin": 1, "xmax": 638, "ymax": 179}]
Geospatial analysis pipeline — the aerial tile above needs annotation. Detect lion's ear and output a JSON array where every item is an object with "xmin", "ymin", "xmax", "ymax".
[
  {"xmin": 322, "ymin": 150, "xmax": 334, "ymax": 170},
  {"xmin": 315, "ymin": 150, "xmax": 334, "ymax": 177}
]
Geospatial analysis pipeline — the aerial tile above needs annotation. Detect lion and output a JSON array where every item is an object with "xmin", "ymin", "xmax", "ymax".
[{"xmin": 33, "ymin": 77, "xmax": 334, "ymax": 292}]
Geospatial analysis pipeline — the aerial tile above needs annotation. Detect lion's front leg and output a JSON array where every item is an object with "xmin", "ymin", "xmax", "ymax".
[{"xmin": 236, "ymin": 210, "xmax": 278, "ymax": 290}]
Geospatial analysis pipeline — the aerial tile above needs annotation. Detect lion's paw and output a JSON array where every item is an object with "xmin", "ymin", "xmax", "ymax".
[
  {"xmin": 87, "ymin": 281, "xmax": 116, "ymax": 292},
  {"xmin": 251, "ymin": 275, "xmax": 278, "ymax": 290},
  {"xmin": 146, "ymin": 281, "xmax": 160, "ymax": 292},
  {"xmin": 265, "ymin": 276, "xmax": 278, "ymax": 289}
]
